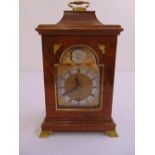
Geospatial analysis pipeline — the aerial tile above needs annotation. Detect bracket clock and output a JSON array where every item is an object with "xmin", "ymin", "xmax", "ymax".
[{"xmin": 36, "ymin": 0, "xmax": 123, "ymax": 137}]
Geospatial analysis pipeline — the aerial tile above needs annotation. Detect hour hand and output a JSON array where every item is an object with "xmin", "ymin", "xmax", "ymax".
[{"xmin": 75, "ymin": 76, "xmax": 80, "ymax": 87}]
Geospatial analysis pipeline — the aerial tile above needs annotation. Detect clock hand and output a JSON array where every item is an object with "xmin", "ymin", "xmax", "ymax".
[
  {"xmin": 75, "ymin": 76, "xmax": 78, "ymax": 86},
  {"xmin": 63, "ymin": 75, "xmax": 81, "ymax": 96},
  {"xmin": 75, "ymin": 76, "xmax": 80, "ymax": 88},
  {"xmin": 63, "ymin": 88, "xmax": 75, "ymax": 96},
  {"xmin": 63, "ymin": 85, "xmax": 78, "ymax": 96}
]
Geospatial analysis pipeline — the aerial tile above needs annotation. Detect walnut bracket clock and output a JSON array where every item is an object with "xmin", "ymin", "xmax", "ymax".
[{"xmin": 35, "ymin": 0, "xmax": 123, "ymax": 138}]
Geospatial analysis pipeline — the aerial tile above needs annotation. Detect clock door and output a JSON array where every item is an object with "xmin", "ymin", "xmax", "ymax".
[{"xmin": 55, "ymin": 44, "xmax": 104, "ymax": 111}]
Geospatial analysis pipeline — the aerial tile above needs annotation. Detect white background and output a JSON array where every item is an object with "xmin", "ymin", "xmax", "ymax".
[
  {"xmin": 20, "ymin": 0, "xmax": 134, "ymax": 72},
  {"xmin": 4, "ymin": 0, "xmax": 155, "ymax": 155},
  {"xmin": 19, "ymin": 1, "xmax": 135, "ymax": 155}
]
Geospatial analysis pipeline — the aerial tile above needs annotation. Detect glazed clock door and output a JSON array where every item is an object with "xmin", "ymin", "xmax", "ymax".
[{"xmin": 55, "ymin": 44, "xmax": 104, "ymax": 111}]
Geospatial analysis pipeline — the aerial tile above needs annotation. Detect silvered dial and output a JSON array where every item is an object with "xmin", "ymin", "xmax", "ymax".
[
  {"xmin": 71, "ymin": 49, "xmax": 86, "ymax": 64},
  {"xmin": 58, "ymin": 67, "xmax": 99, "ymax": 106}
]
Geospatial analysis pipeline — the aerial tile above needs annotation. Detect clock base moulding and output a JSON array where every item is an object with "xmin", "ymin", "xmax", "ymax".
[
  {"xmin": 39, "ymin": 130, "xmax": 118, "ymax": 138},
  {"xmin": 39, "ymin": 118, "xmax": 118, "ymax": 138}
]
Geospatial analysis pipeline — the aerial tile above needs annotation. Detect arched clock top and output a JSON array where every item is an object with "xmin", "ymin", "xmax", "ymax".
[{"xmin": 60, "ymin": 44, "xmax": 99, "ymax": 65}]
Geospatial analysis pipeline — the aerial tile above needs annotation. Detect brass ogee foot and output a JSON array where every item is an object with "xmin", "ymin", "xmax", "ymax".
[
  {"xmin": 104, "ymin": 130, "xmax": 119, "ymax": 137},
  {"xmin": 39, "ymin": 131, "xmax": 54, "ymax": 138}
]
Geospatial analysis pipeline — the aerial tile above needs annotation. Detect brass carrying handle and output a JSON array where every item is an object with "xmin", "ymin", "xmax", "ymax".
[{"xmin": 68, "ymin": 0, "xmax": 90, "ymax": 12}]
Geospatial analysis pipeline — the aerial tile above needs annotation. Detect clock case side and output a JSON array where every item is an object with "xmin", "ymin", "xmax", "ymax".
[{"xmin": 36, "ymin": 11, "xmax": 123, "ymax": 133}]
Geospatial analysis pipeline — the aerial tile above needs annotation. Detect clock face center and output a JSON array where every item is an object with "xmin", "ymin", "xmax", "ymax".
[{"xmin": 64, "ymin": 73, "xmax": 92, "ymax": 100}]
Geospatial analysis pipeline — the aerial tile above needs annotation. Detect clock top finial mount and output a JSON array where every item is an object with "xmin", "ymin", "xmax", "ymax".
[{"xmin": 68, "ymin": 0, "xmax": 90, "ymax": 12}]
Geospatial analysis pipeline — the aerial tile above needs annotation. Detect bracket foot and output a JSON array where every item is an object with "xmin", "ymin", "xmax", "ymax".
[
  {"xmin": 39, "ymin": 131, "xmax": 54, "ymax": 138},
  {"xmin": 104, "ymin": 130, "xmax": 119, "ymax": 137}
]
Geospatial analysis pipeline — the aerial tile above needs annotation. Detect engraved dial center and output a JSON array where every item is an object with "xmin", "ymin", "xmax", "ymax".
[{"xmin": 64, "ymin": 73, "xmax": 92, "ymax": 100}]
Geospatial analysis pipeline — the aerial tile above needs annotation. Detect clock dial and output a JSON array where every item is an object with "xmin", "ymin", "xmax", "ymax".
[
  {"xmin": 56, "ymin": 45, "xmax": 103, "ymax": 110},
  {"xmin": 57, "ymin": 67, "xmax": 99, "ymax": 107}
]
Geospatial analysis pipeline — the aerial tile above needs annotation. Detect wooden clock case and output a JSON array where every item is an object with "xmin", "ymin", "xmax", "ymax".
[{"xmin": 36, "ymin": 10, "xmax": 123, "ymax": 137}]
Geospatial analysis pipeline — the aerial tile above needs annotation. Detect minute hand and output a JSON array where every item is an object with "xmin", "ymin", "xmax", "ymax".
[
  {"xmin": 63, "ymin": 76, "xmax": 80, "ymax": 96},
  {"xmin": 75, "ymin": 76, "xmax": 80, "ymax": 88},
  {"xmin": 63, "ymin": 87, "xmax": 77, "ymax": 96}
]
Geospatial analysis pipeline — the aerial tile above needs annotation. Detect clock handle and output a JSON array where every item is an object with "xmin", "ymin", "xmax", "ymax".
[{"xmin": 68, "ymin": 0, "xmax": 90, "ymax": 12}]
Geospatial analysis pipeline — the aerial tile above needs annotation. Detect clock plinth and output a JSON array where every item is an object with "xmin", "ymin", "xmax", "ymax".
[
  {"xmin": 39, "ymin": 118, "xmax": 117, "ymax": 137},
  {"xmin": 36, "ymin": 1, "xmax": 123, "ymax": 138}
]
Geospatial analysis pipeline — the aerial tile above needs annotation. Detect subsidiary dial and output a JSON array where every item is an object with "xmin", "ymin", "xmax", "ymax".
[{"xmin": 71, "ymin": 49, "xmax": 86, "ymax": 64}]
